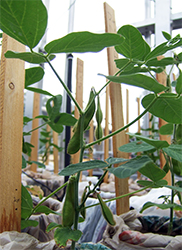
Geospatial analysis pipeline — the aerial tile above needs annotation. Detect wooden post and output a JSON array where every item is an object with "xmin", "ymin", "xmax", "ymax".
[
  {"xmin": 0, "ymin": 34, "xmax": 25, "ymax": 232},
  {"xmin": 45, "ymin": 124, "xmax": 51, "ymax": 165},
  {"xmin": 137, "ymin": 97, "xmax": 141, "ymax": 179},
  {"xmin": 29, "ymin": 92, "xmax": 40, "ymax": 172},
  {"xmin": 104, "ymin": 2, "xmax": 129, "ymax": 215},
  {"xmin": 104, "ymin": 85, "xmax": 110, "ymax": 182},
  {"xmin": 125, "ymin": 89, "xmax": 130, "ymax": 144},
  {"xmin": 72, "ymin": 58, "xmax": 83, "ymax": 180},
  {"xmin": 53, "ymin": 131, "xmax": 59, "ymax": 174},
  {"xmin": 88, "ymin": 119, "xmax": 94, "ymax": 176},
  {"xmin": 156, "ymin": 56, "xmax": 171, "ymax": 185}
]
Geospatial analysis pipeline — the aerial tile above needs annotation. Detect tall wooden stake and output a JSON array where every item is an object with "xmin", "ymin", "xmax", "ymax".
[
  {"xmin": 104, "ymin": 85, "xmax": 109, "ymax": 183},
  {"xmin": 72, "ymin": 58, "xmax": 83, "ymax": 179},
  {"xmin": 30, "ymin": 92, "xmax": 40, "ymax": 172},
  {"xmin": 156, "ymin": 56, "xmax": 171, "ymax": 185},
  {"xmin": 104, "ymin": 2, "xmax": 129, "ymax": 215},
  {"xmin": 53, "ymin": 131, "xmax": 59, "ymax": 174},
  {"xmin": 0, "ymin": 34, "xmax": 25, "ymax": 232}
]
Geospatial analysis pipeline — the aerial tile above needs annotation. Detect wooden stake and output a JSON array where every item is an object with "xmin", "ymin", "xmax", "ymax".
[
  {"xmin": 45, "ymin": 124, "xmax": 51, "ymax": 165},
  {"xmin": 29, "ymin": 92, "xmax": 40, "ymax": 172},
  {"xmin": 104, "ymin": 2, "xmax": 129, "ymax": 215},
  {"xmin": 72, "ymin": 58, "xmax": 83, "ymax": 179},
  {"xmin": 0, "ymin": 34, "xmax": 25, "ymax": 232},
  {"xmin": 137, "ymin": 97, "xmax": 141, "ymax": 179},
  {"xmin": 156, "ymin": 56, "xmax": 171, "ymax": 185},
  {"xmin": 88, "ymin": 119, "xmax": 94, "ymax": 176},
  {"xmin": 53, "ymin": 131, "xmax": 59, "ymax": 174},
  {"xmin": 104, "ymin": 85, "xmax": 109, "ymax": 182}
]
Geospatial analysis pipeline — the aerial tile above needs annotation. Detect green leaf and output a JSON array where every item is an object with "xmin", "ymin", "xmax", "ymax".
[
  {"xmin": 34, "ymin": 205, "xmax": 61, "ymax": 216},
  {"xmin": 139, "ymin": 162, "xmax": 166, "ymax": 182},
  {"xmin": 46, "ymin": 222, "xmax": 61, "ymax": 233},
  {"xmin": 176, "ymin": 71, "xmax": 182, "ymax": 95},
  {"xmin": 115, "ymin": 25, "xmax": 150, "ymax": 60},
  {"xmin": 137, "ymin": 179, "xmax": 168, "ymax": 188},
  {"xmin": 145, "ymin": 38, "xmax": 182, "ymax": 61},
  {"xmin": 114, "ymin": 58, "xmax": 133, "ymax": 70},
  {"xmin": 119, "ymin": 141, "xmax": 155, "ymax": 153},
  {"xmin": 46, "ymin": 95, "xmax": 62, "ymax": 122},
  {"xmin": 21, "ymin": 184, "xmax": 33, "ymax": 219},
  {"xmin": 25, "ymin": 67, "xmax": 44, "ymax": 87},
  {"xmin": 159, "ymin": 123, "xmax": 174, "ymax": 135},
  {"xmin": 146, "ymin": 57, "xmax": 176, "ymax": 67},
  {"xmin": 165, "ymin": 184, "xmax": 182, "ymax": 193},
  {"xmin": 54, "ymin": 227, "xmax": 82, "ymax": 247},
  {"xmin": 127, "ymin": 133, "xmax": 169, "ymax": 149},
  {"xmin": 106, "ymin": 157, "xmax": 130, "ymax": 165},
  {"xmin": 21, "ymin": 219, "xmax": 38, "ymax": 230},
  {"xmin": 108, "ymin": 155, "xmax": 153, "ymax": 179},
  {"xmin": 163, "ymin": 144, "xmax": 182, "ymax": 162},
  {"xmin": 23, "ymin": 116, "xmax": 33, "ymax": 125},
  {"xmin": 102, "ymin": 74, "xmax": 167, "ymax": 94},
  {"xmin": 48, "ymin": 122, "xmax": 64, "ymax": 133},
  {"xmin": 142, "ymin": 93, "xmax": 182, "ymax": 124},
  {"xmin": 55, "ymin": 113, "xmax": 77, "ymax": 127},
  {"xmin": 26, "ymin": 87, "xmax": 54, "ymax": 96},
  {"xmin": 45, "ymin": 32, "xmax": 124, "ymax": 54},
  {"xmin": 0, "ymin": 0, "xmax": 47, "ymax": 49},
  {"xmin": 22, "ymin": 155, "xmax": 27, "ymax": 169},
  {"xmin": 140, "ymin": 201, "xmax": 175, "ymax": 213},
  {"xmin": 5, "ymin": 51, "xmax": 55, "ymax": 64},
  {"xmin": 59, "ymin": 160, "xmax": 109, "ymax": 176},
  {"xmin": 29, "ymin": 161, "xmax": 45, "ymax": 168},
  {"xmin": 162, "ymin": 31, "xmax": 171, "ymax": 41}
]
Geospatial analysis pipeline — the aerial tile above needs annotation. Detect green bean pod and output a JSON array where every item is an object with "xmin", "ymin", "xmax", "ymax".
[
  {"xmin": 95, "ymin": 95, "xmax": 103, "ymax": 143},
  {"xmin": 83, "ymin": 87, "xmax": 96, "ymax": 131},
  {"xmin": 97, "ymin": 193, "xmax": 116, "ymax": 226},
  {"xmin": 80, "ymin": 187, "xmax": 87, "ymax": 219},
  {"xmin": 67, "ymin": 88, "xmax": 96, "ymax": 154},
  {"xmin": 62, "ymin": 175, "xmax": 77, "ymax": 227}
]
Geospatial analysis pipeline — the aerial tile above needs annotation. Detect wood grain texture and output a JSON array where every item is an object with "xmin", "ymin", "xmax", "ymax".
[
  {"xmin": 104, "ymin": 2, "xmax": 129, "ymax": 215},
  {"xmin": 0, "ymin": 34, "xmax": 25, "ymax": 232},
  {"xmin": 156, "ymin": 56, "xmax": 171, "ymax": 185}
]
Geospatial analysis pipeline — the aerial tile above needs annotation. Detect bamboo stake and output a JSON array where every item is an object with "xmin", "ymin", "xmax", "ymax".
[
  {"xmin": 53, "ymin": 131, "xmax": 59, "ymax": 174},
  {"xmin": 104, "ymin": 2, "xmax": 129, "ymax": 215},
  {"xmin": 29, "ymin": 92, "xmax": 40, "ymax": 172},
  {"xmin": 104, "ymin": 85, "xmax": 109, "ymax": 182},
  {"xmin": 156, "ymin": 56, "xmax": 171, "ymax": 185},
  {"xmin": 0, "ymin": 34, "xmax": 25, "ymax": 232}
]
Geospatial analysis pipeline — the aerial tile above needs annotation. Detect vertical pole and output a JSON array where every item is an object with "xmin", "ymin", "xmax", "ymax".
[
  {"xmin": 88, "ymin": 119, "xmax": 94, "ymax": 176},
  {"xmin": 0, "ymin": 34, "xmax": 25, "ymax": 232},
  {"xmin": 45, "ymin": 124, "xmax": 51, "ymax": 165},
  {"xmin": 29, "ymin": 92, "xmax": 40, "ymax": 172},
  {"xmin": 156, "ymin": 56, "xmax": 171, "ymax": 185},
  {"xmin": 53, "ymin": 131, "xmax": 59, "ymax": 174},
  {"xmin": 137, "ymin": 97, "xmax": 142, "ymax": 179},
  {"xmin": 72, "ymin": 58, "xmax": 83, "ymax": 180},
  {"xmin": 104, "ymin": 2, "xmax": 129, "ymax": 215},
  {"xmin": 104, "ymin": 85, "xmax": 109, "ymax": 183}
]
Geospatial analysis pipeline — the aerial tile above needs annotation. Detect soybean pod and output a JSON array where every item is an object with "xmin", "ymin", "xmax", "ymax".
[
  {"xmin": 97, "ymin": 193, "xmax": 116, "ymax": 226},
  {"xmin": 67, "ymin": 88, "xmax": 96, "ymax": 155},
  {"xmin": 95, "ymin": 95, "xmax": 103, "ymax": 144},
  {"xmin": 62, "ymin": 175, "xmax": 77, "ymax": 227}
]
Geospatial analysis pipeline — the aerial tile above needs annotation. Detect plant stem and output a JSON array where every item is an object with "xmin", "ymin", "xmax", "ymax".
[
  {"xmin": 82, "ymin": 185, "xmax": 151, "ymax": 211},
  {"xmin": 24, "ymin": 122, "xmax": 47, "ymax": 135},
  {"xmin": 27, "ymin": 181, "xmax": 68, "ymax": 220},
  {"xmin": 85, "ymin": 95, "xmax": 158, "ymax": 148},
  {"xmin": 97, "ymin": 59, "xmax": 132, "ymax": 95},
  {"xmin": 45, "ymin": 58, "xmax": 82, "ymax": 114}
]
